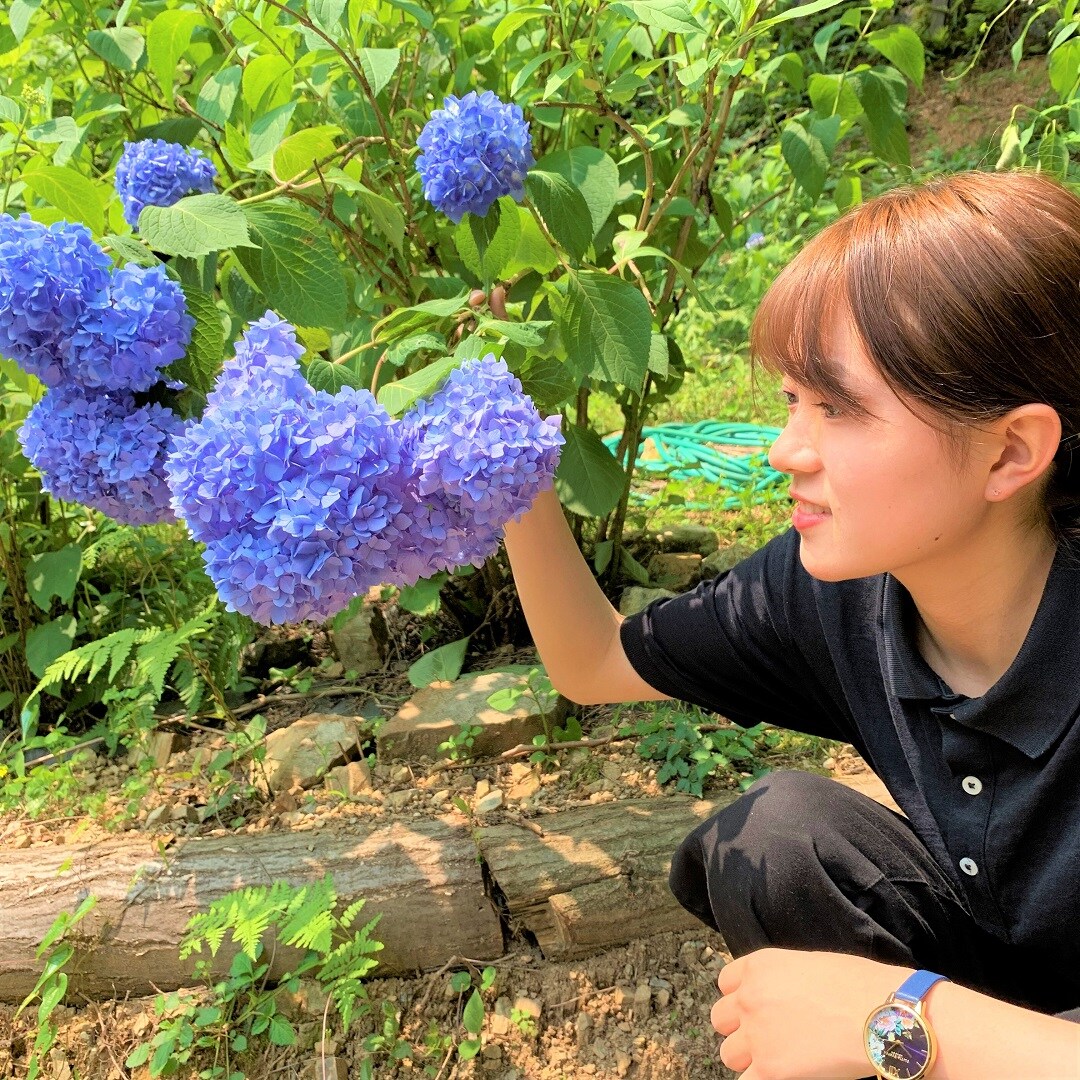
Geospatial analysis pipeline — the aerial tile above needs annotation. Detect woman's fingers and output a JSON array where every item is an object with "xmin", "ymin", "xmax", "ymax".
[
  {"xmin": 718, "ymin": 1025, "xmax": 753, "ymax": 1073},
  {"xmin": 717, "ymin": 954, "xmax": 744, "ymax": 995},
  {"xmin": 711, "ymin": 992, "xmax": 740, "ymax": 1035}
]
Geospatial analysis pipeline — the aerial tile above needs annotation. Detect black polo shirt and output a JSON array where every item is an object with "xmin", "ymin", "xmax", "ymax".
[{"xmin": 620, "ymin": 527, "xmax": 1080, "ymax": 977}]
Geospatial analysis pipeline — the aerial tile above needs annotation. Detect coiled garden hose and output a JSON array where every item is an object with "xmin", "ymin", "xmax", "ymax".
[{"xmin": 602, "ymin": 420, "xmax": 786, "ymax": 510}]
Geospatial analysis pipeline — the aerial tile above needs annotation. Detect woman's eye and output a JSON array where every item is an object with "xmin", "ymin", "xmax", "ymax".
[
  {"xmin": 815, "ymin": 401, "xmax": 843, "ymax": 419},
  {"xmin": 780, "ymin": 389, "xmax": 797, "ymax": 407}
]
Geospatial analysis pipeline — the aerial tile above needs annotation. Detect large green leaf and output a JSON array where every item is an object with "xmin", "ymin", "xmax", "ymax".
[
  {"xmin": 517, "ymin": 356, "xmax": 578, "ymax": 412},
  {"xmin": 359, "ymin": 48, "xmax": 400, "ymax": 97},
  {"xmin": 9, "ymin": 0, "xmax": 42, "ymax": 44},
  {"xmin": 305, "ymin": 358, "xmax": 366, "ymax": 393},
  {"xmin": 455, "ymin": 198, "xmax": 521, "ymax": 285},
  {"xmin": 237, "ymin": 200, "xmax": 348, "ymax": 330},
  {"xmin": 175, "ymin": 286, "xmax": 225, "ymax": 394},
  {"xmin": 197, "ymin": 65, "xmax": 242, "ymax": 128},
  {"xmin": 248, "ymin": 102, "xmax": 297, "ymax": 166},
  {"xmin": 525, "ymin": 171, "xmax": 593, "ymax": 262},
  {"xmin": 807, "ymin": 73, "xmax": 862, "ymax": 121},
  {"xmin": 866, "ymin": 24, "xmax": 924, "ymax": 89},
  {"xmin": 25, "ymin": 617, "xmax": 77, "ymax": 680},
  {"xmin": 407, "ymin": 636, "xmax": 469, "ymax": 688},
  {"xmin": 147, "ymin": 10, "xmax": 202, "ymax": 101},
  {"xmin": 140, "ymin": 194, "xmax": 253, "ymax": 258},
  {"xmin": 534, "ymin": 148, "xmax": 619, "ymax": 239},
  {"xmin": 781, "ymin": 120, "xmax": 829, "ymax": 201},
  {"xmin": 20, "ymin": 167, "xmax": 105, "ymax": 235},
  {"xmin": 1049, "ymin": 38, "xmax": 1080, "ymax": 99},
  {"xmin": 562, "ymin": 271, "xmax": 652, "ymax": 387},
  {"xmin": 503, "ymin": 208, "xmax": 560, "ymax": 277},
  {"xmin": 610, "ymin": 0, "xmax": 705, "ymax": 35},
  {"xmin": 357, "ymin": 186, "xmax": 405, "ymax": 253},
  {"xmin": 26, "ymin": 545, "xmax": 81, "ymax": 611},
  {"xmin": 554, "ymin": 424, "xmax": 626, "ymax": 518},
  {"xmin": 242, "ymin": 54, "xmax": 294, "ymax": 112},
  {"xmin": 854, "ymin": 69, "xmax": 909, "ymax": 167},
  {"xmin": 377, "ymin": 356, "xmax": 459, "ymax": 416},
  {"xmin": 87, "ymin": 27, "xmax": 145, "ymax": 71},
  {"xmin": 272, "ymin": 125, "xmax": 340, "ymax": 182}
]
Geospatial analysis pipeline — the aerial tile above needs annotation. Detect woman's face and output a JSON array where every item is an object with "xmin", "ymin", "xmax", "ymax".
[{"xmin": 766, "ymin": 313, "xmax": 997, "ymax": 583}]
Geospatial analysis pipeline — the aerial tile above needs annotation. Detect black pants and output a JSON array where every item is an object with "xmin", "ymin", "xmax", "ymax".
[{"xmin": 669, "ymin": 770, "xmax": 1080, "ymax": 1021}]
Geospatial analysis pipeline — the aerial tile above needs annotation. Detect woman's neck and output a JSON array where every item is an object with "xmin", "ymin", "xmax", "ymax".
[{"xmin": 896, "ymin": 527, "xmax": 1058, "ymax": 699}]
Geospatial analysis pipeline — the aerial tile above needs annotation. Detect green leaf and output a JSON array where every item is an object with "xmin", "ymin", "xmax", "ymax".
[
  {"xmin": 807, "ymin": 73, "xmax": 862, "ymax": 121},
  {"xmin": 386, "ymin": 331, "xmax": 446, "ymax": 366},
  {"xmin": 272, "ymin": 125, "xmax": 340, "ymax": 182},
  {"xmin": 0, "ymin": 96, "xmax": 22, "ymax": 123},
  {"xmin": 26, "ymin": 545, "xmax": 81, "ymax": 611},
  {"xmin": 174, "ymin": 286, "xmax": 224, "ymax": 394},
  {"xmin": 511, "ymin": 50, "xmax": 561, "ymax": 99},
  {"xmin": 87, "ymin": 27, "xmax": 144, "ymax": 70},
  {"xmin": 494, "ymin": 6, "xmax": 553, "ymax": 48},
  {"xmin": 866, "ymin": 24, "xmax": 924, "ymax": 89},
  {"xmin": 147, "ymin": 10, "xmax": 202, "ymax": 101},
  {"xmin": 534, "ymin": 147, "xmax": 619, "ymax": 239},
  {"xmin": 357, "ymin": 186, "xmax": 406, "ymax": 253},
  {"xmin": 25, "ymin": 617, "xmax": 77, "ymax": 680},
  {"xmin": 197, "ymin": 65, "xmax": 242, "ymax": 128},
  {"xmin": 305, "ymin": 358, "xmax": 366, "ymax": 393},
  {"xmin": 476, "ymin": 318, "xmax": 548, "ymax": 347},
  {"xmin": 554, "ymin": 424, "xmax": 626, "ymax": 518},
  {"xmin": 1049, "ymin": 38, "xmax": 1080, "ymax": 98},
  {"xmin": 408, "ymin": 637, "xmax": 469, "ymax": 688},
  {"xmin": 20, "ymin": 168, "xmax": 105, "ymax": 235},
  {"xmin": 458, "ymin": 1038, "xmax": 482, "ymax": 1061},
  {"xmin": 854, "ymin": 69, "xmax": 909, "ymax": 167},
  {"xmin": 610, "ymin": 0, "xmax": 705, "ymax": 35},
  {"xmin": 462, "ymin": 989, "xmax": 484, "ymax": 1036},
  {"xmin": 1038, "ymin": 126, "xmax": 1069, "ymax": 180},
  {"xmin": 518, "ymin": 356, "xmax": 577, "ymax": 412},
  {"xmin": 375, "ymin": 292, "xmax": 469, "ymax": 341},
  {"xmin": 310, "ymin": 0, "xmax": 347, "ymax": 33},
  {"xmin": 562, "ymin": 270, "xmax": 652, "ymax": 386},
  {"xmin": 398, "ymin": 575, "xmax": 446, "ymax": 616},
  {"xmin": 525, "ymin": 171, "xmax": 593, "ymax": 262},
  {"xmin": 8, "ymin": 0, "xmax": 41, "ymax": 44},
  {"xmin": 248, "ymin": 102, "xmax": 297, "ymax": 165},
  {"xmin": 503, "ymin": 207, "xmax": 560, "ymax": 277},
  {"xmin": 455, "ymin": 198, "xmax": 521, "ymax": 285},
  {"xmin": 996, "ymin": 123, "xmax": 1022, "ymax": 171},
  {"xmin": 139, "ymin": 194, "xmax": 252, "ymax": 258},
  {"xmin": 753, "ymin": 0, "xmax": 848, "ymax": 33},
  {"xmin": 237, "ymin": 200, "xmax": 348, "ymax": 330},
  {"xmin": 268, "ymin": 1015, "xmax": 295, "ymax": 1047},
  {"xmin": 377, "ymin": 356, "xmax": 459, "ymax": 415},
  {"xmin": 359, "ymin": 48, "xmax": 400, "ymax": 97},
  {"xmin": 242, "ymin": 54, "xmax": 293, "ymax": 112}
]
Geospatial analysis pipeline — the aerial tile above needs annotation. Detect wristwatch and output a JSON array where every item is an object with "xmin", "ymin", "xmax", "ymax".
[{"xmin": 863, "ymin": 969, "xmax": 950, "ymax": 1080}]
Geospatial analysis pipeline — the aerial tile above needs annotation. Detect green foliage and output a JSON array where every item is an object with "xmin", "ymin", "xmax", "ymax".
[
  {"xmin": 126, "ymin": 875, "xmax": 384, "ymax": 1079},
  {"xmin": 16, "ymin": 895, "xmax": 98, "ymax": 1080}
]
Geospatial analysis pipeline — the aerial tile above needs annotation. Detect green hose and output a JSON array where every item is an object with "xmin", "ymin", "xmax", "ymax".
[{"xmin": 602, "ymin": 420, "xmax": 786, "ymax": 510}]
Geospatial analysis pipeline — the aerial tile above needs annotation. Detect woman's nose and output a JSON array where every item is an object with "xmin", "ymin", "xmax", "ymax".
[{"xmin": 768, "ymin": 417, "xmax": 822, "ymax": 475}]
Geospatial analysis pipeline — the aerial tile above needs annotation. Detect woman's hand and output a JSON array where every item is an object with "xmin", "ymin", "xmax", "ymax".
[{"xmin": 711, "ymin": 947, "xmax": 913, "ymax": 1080}]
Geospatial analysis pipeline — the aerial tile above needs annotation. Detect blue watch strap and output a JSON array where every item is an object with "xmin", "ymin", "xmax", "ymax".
[{"xmin": 893, "ymin": 969, "xmax": 949, "ymax": 1006}]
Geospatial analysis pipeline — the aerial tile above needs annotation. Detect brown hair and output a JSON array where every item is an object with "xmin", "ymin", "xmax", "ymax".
[{"xmin": 751, "ymin": 169, "xmax": 1080, "ymax": 550}]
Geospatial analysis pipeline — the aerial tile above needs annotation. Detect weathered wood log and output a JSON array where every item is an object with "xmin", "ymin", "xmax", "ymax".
[
  {"xmin": 476, "ymin": 794, "xmax": 740, "ymax": 958},
  {"xmin": 0, "ymin": 818, "xmax": 504, "ymax": 1003}
]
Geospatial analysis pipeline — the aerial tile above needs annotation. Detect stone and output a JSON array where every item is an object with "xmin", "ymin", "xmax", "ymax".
[
  {"xmin": 299, "ymin": 1056, "xmax": 347, "ymax": 1080},
  {"xmin": 377, "ymin": 670, "xmax": 565, "ymax": 762},
  {"xmin": 128, "ymin": 731, "xmax": 185, "ymax": 770},
  {"xmin": 647, "ymin": 524, "xmax": 719, "ymax": 556},
  {"xmin": 259, "ymin": 714, "xmax": 362, "ymax": 793},
  {"xmin": 618, "ymin": 587, "xmax": 677, "ymax": 617},
  {"xmin": 601, "ymin": 761, "xmax": 623, "ymax": 782},
  {"xmin": 475, "ymin": 790, "xmax": 504, "ymax": 814},
  {"xmin": 513, "ymin": 996, "xmax": 542, "ymax": 1020},
  {"xmin": 574, "ymin": 1012, "xmax": 593, "ymax": 1050},
  {"xmin": 646, "ymin": 551, "xmax": 702, "ymax": 590},
  {"xmin": 385, "ymin": 788, "xmax": 415, "ymax": 811},
  {"xmin": 323, "ymin": 760, "xmax": 373, "ymax": 797},
  {"xmin": 169, "ymin": 803, "xmax": 200, "ymax": 824},
  {"xmin": 144, "ymin": 805, "xmax": 170, "ymax": 828},
  {"xmin": 330, "ymin": 601, "xmax": 386, "ymax": 676},
  {"xmin": 612, "ymin": 985, "xmax": 633, "ymax": 1011},
  {"xmin": 507, "ymin": 772, "xmax": 541, "ymax": 801},
  {"xmin": 632, "ymin": 983, "xmax": 652, "ymax": 1020},
  {"xmin": 615, "ymin": 1050, "xmax": 632, "ymax": 1077},
  {"xmin": 701, "ymin": 541, "xmax": 758, "ymax": 579}
]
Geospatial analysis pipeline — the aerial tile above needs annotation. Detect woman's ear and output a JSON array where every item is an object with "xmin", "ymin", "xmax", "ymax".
[{"xmin": 985, "ymin": 403, "xmax": 1062, "ymax": 501}]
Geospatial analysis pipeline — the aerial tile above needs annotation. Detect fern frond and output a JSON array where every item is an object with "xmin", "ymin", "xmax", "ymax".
[{"xmin": 28, "ymin": 627, "xmax": 139, "ymax": 700}]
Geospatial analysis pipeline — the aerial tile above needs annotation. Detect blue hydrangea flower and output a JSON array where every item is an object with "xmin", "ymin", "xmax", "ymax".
[
  {"xmin": 115, "ymin": 139, "xmax": 217, "ymax": 229},
  {"xmin": 416, "ymin": 91, "xmax": 535, "ymax": 223},
  {"xmin": 65, "ymin": 264, "xmax": 193, "ymax": 392},
  {"xmin": 166, "ymin": 317, "xmax": 413, "ymax": 625},
  {"xmin": 745, "ymin": 231, "xmax": 766, "ymax": 250},
  {"xmin": 396, "ymin": 354, "xmax": 564, "ymax": 573},
  {"xmin": 0, "ymin": 214, "xmax": 112, "ymax": 386},
  {"xmin": 18, "ymin": 386, "xmax": 183, "ymax": 526}
]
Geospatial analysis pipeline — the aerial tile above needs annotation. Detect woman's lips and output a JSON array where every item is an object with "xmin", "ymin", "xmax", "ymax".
[{"xmin": 791, "ymin": 496, "xmax": 830, "ymax": 530}]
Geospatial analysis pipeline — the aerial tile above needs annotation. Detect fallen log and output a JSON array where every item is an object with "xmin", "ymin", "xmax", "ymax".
[
  {"xmin": 476, "ymin": 794, "xmax": 740, "ymax": 958},
  {"xmin": 0, "ymin": 818, "xmax": 503, "ymax": 1003}
]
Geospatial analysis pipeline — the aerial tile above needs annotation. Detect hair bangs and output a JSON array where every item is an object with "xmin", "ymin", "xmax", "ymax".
[{"xmin": 749, "ymin": 219, "xmax": 870, "ymax": 417}]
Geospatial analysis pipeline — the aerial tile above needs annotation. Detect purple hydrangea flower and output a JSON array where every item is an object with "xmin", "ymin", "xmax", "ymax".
[
  {"xmin": 65, "ymin": 264, "xmax": 193, "ymax": 392},
  {"xmin": 416, "ymin": 91, "xmax": 535, "ymax": 223},
  {"xmin": 395, "ymin": 354, "xmax": 564, "ymax": 574},
  {"xmin": 166, "ymin": 316, "xmax": 413, "ymax": 625},
  {"xmin": 18, "ymin": 385, "xmax": 183, "ymax": 526},
  {"xmin": 115, "ymin": 139, "xmax": 217, "ymax": 229},
  {"xmin": 745, "ymin": 231, "xmax": 766, "ymax": 250},
  {"xmin": 0, "ymin": 214, "xmax": 113, "ymax": 386}
]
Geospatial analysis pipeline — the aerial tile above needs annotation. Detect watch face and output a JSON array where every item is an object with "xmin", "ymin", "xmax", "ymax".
[{"xmin": 864, "ymin": 1003, "xmax": 934, "ymax": 1080}]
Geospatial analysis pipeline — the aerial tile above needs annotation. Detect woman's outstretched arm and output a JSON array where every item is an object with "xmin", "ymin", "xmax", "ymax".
[{"xmin": 502, "ymin": 487, "xmax": 670, "ymax": 706}]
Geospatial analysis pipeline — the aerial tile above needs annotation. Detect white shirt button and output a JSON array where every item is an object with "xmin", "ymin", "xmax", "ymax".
[
  {"xmin": 962, "ymin": 776, "xmax": 983, "ymax": 795},
  {"xmin": 959, "ymin": 857, "xmax": 979, "ymax": 876}
]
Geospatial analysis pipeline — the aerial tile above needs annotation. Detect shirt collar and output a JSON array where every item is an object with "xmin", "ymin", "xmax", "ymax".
[{"xmin": 880, "ymin": 548, "xmax": 1080, "ymax": 759}]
